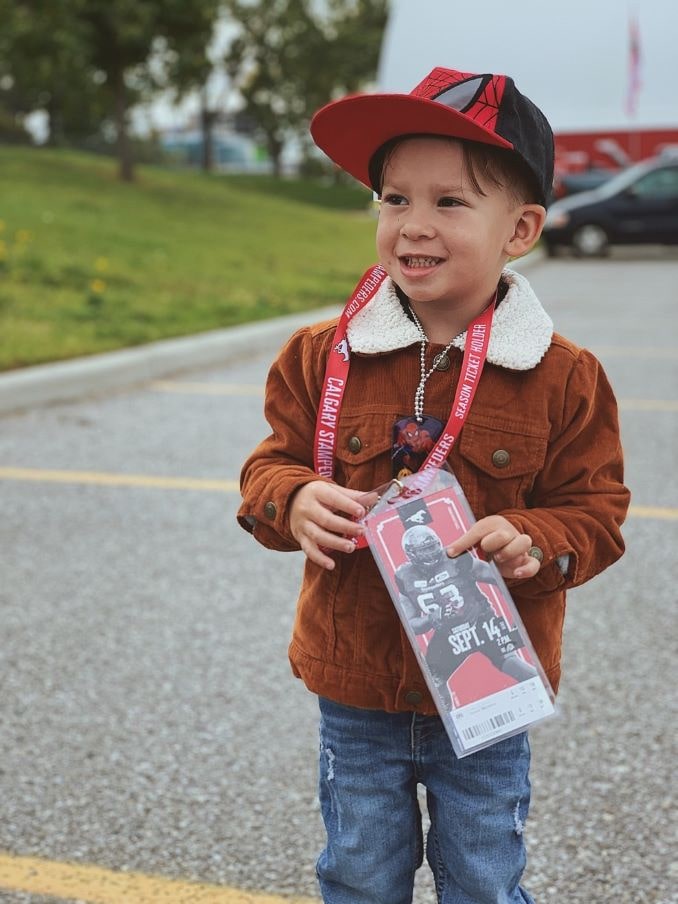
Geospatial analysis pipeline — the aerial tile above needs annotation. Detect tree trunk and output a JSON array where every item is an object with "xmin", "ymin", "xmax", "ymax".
[
  {"xmin": 113, "ymin": 66, "xmax": 134, "ymax": 182},
  {"xmin": 200, "ymin": 91, "xmax": 215, "ymax": 172},
  {"xmin": 268, "ymin": 135, "xmax": 284, "ymax": 178},
  {"xmin": 46, "ymin": 97, "xmax": 66, "ymax": 147}
]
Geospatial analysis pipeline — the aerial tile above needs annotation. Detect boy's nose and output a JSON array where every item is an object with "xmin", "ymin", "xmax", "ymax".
[{"xmin": 399, "ymin": 216, "xmax": 435, "ymax": 239}]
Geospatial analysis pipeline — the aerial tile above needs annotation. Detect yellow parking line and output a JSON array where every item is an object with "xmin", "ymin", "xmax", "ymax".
[
  {"xmin": 0, "ymin": 852, "xmax": 317, "ymax": 904},
  {"xmin": 0, "ymin": 467, "xmax": 238, "ymax": 493},
  {"xmin": 592, "ymin": 346, "xmax": 678, "ymax": 360},
  {"xmin": 150, "ymin": 378, "xmax": 678, "ymax": 414},
  {"xmin": 150, "ymin": 381, "xmax": 678, "ymax": 413},
  {"xmin": 619, "ymin": 399, "xmax": 678, "ymax": 411},
  {"xmin": 629, "ymin": 504, "xmax": 678, "ymax": 520},
  {"xmin": 1, "ymin": 468, "xmax": 677, "ymax": 520},
  {"xmin": 151, "ymin": 381, "xmax": 264, "ymax": 396}
]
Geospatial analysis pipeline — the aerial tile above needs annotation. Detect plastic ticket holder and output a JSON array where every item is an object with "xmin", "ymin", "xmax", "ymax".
[{"xmin": 359, "ymin": 468, "xmax": 556, "ymax": 758}]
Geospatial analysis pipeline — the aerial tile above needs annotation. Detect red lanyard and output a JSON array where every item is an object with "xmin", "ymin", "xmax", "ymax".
[
  {"xmin": 314, "ymin": 265, "xmax": 494, "ymax": 480},
  {"xmin": 419, "ymin": 298, "xmax": 494, "ymax": 472},
  {"xmin": 314, "ymin": 264, "xmax": 388, "ymax": 478}
]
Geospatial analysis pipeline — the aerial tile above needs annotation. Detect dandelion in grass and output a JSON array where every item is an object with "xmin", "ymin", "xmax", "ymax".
[
  {"xmin": 15, "ymin": 229, "xmax": 32, "ymax": 244},
  {"xmin": 87, "ymin": 277, "xmax": 106, "ymax": 310},
  {"xmin": 94, "ymin": 257, "xmax": 109, "ymax": 273}
]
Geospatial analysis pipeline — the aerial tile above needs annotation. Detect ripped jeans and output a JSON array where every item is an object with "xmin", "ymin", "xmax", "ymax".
[{"xmin": 317, "ymin": 697, "xmax": 534, "ymax": 904}]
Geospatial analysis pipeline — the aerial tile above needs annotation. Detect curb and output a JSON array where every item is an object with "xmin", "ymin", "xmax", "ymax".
[
  {"xmin": 0, "ymin": 307, "xmax": 340, "ymax": 416},
  {"xmin": 0, "ymin": 249, "xmax": 545, "ymax": 416}
]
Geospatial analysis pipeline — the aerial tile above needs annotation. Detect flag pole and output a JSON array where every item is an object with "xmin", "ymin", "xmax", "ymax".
[{"xmin": 626, "ymin": 14, "xmax": 642, "ymax": 161}]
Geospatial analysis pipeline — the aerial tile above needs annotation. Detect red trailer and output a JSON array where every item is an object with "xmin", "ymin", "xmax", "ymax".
[{"xmin": 553, "ymin": 127, "xmax": 678, "ymax": 196}]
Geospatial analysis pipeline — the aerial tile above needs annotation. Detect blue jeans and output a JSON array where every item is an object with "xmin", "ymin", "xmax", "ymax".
[{"xmin": 317, "ymin": 697, "xmax": 534, "ymax": 904}]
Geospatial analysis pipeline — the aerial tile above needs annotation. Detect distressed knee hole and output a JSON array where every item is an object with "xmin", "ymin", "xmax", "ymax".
[
  {"xmin": 512, "ymin": 800, "xmax": 525, "ymax": 836},
  {"xmin": 325, "ymin": 746, "xmax": 336, "ymax": 781}
]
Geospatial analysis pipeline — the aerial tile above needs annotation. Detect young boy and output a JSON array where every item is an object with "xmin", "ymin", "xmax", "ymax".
[{"xmin": 238, "ymin": 67, "xmax": 629, "ymax": 904}]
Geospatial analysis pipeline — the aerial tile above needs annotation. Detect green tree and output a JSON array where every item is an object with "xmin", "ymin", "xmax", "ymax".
[
  {"xmin": 0, "ymin": 0, "xmax": 221, "ymax": 181},
  {"xmin": 74, "ymin": 0, "xmax": 221, "ymax": 181},
  {"xmin": 223, "ymin": 0, "xmax": 324, "ymax": 177},
  {"xmin": 223, "ymin": 0, "xmax": 388, "ymax": 177},
  {"xmin": 167, "ymin": 21, "xmax": 227, "ymax": 173},
  {"xmin": 0, "ymin": 0, "xmax": 101, "ymax": 145},
  {"xmin": 323, "ymin": 0, "xmax": 390, "ymax": 94}
]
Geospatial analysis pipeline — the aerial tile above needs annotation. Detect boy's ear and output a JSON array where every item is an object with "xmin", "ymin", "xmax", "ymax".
[{"xmin": 505, "ymin": 205, "xmax": 546, "ymax": 257}]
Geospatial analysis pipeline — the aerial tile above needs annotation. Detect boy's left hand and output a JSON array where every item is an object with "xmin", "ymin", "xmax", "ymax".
[{"xmin": 446, "ymin": 515, "xmax": 540, "ymax": 580}]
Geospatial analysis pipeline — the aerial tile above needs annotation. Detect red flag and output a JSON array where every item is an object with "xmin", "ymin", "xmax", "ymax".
[{"xmin": 626, "ymin": 16, "xmax": 642, "ymax": 117}]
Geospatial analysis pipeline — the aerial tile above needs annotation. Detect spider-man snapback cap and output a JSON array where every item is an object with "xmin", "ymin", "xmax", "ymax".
[{"xmin": 310, "ymin": 67, "xmax": 554, "ymax": 205}]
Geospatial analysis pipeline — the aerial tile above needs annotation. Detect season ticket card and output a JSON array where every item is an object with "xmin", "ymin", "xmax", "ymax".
[{"xmin": 361, "ymin": 468, "xmax": 556, "ymax": 757}]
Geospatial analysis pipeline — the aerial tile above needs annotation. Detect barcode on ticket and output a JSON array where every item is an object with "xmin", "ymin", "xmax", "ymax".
[{"xmin": 461, "ymin": 710, "xmax": 516, "ymax": 741}]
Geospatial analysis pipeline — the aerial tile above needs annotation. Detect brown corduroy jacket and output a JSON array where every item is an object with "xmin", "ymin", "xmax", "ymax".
[{"xmin": 238, "ymin": 269, "xmax": 629, "ymax": 714}]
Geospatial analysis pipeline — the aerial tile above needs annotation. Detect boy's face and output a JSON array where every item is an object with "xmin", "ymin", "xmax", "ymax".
[{"xmin": 376, "ymin": 137, "xmax": 538, "ymax": 319}]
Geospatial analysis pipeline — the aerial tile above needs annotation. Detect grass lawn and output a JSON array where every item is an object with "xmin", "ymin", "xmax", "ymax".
[{"xmin": 0, "ymin": 147, "xmax": 377, "ymax": 370}]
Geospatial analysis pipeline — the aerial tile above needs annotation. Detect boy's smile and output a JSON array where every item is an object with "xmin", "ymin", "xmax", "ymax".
[
  {"xmin": 375, "ymin": 137, "xmax": 539, "ymax": 341},
  {"xmin": 400, "ymin": 255, "xmax": 444, "ymax": 272}
]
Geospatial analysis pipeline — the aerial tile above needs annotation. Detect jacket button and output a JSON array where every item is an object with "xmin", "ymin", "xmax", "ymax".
[
  {"xmin": 434, "ymin": 351, "xmax": 451, "ymax": 371},
  {"xmin": 405, "ymin": 690, "xmax": 423, "ymax": 706},
  {"xmin": 528, "ymin": 545, "xmax": 544, "ymax": 562},
  {"xmin": 263, "ymin": 501, "xmax": 277, "ymax": 520},
  {"xmin": 492, "ymin": 448, "xmax": 511, "ymax": 468},
  {"xmin": 348, "ymin": 436, "xmax": 362, "ymax": 453}
]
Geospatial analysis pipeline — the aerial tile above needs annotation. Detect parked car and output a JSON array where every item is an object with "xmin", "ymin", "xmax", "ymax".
[
  {"xmin": 554, "ymin": 167, "xmax": 619, "ymax": 199},
  {"xmin": 542, "ymin": 157, "xmax": 678, "ymax": 257}
]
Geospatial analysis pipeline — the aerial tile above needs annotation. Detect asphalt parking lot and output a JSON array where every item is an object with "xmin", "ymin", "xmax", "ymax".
[{"xmin": 0, "ymin": 252, "xmax": 676, "ymax": 904}]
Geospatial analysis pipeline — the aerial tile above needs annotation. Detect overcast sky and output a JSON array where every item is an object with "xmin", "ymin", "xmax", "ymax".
[
  {"xmin": 378, "ymin": 0, "xmax": 676, "ymax": 132},
  {"xmin": 124, "ymin": 0, "xmax": 675, "ymax": 139}
]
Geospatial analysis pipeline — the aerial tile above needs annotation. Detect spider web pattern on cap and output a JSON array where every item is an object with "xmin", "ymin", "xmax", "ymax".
[{"xmin": 411, "ymin": 68, "xmax": 507, "ymax": 136}]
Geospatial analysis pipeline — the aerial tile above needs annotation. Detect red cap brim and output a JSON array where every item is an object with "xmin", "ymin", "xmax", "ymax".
[{"xmin": 311, "ymin": 93, "xmax": 514, "ymax": 190}]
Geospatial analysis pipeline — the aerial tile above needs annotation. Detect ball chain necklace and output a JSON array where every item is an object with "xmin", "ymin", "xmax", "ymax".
[{"xmin": 408, "ymin": 305, "xmax": 463, "ymax": 423}]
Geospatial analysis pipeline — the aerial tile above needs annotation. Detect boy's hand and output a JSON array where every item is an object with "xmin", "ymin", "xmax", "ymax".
[
  {"xmin": 446, "ymin": 515, "xmax": 540, "ymax": 580},
  {"xmin": 289, "ymin": 481, "xmax": 367, "ymax": 571}
]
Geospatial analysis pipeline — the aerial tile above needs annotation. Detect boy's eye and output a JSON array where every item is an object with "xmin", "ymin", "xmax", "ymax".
[
  {"xmin": 438, "ymin": 196, "xmax": 462, "ymax": 208},
  {"xmin": 382, "ymin": 193, "xmax": 407, "ymax": 206}
]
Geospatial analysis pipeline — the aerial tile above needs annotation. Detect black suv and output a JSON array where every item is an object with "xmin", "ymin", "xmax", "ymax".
[{"xmin": 542, "ymin": 155, "xmax": 678, "ymax": 257}]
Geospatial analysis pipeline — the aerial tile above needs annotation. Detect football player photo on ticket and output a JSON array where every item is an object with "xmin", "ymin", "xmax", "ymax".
[{"xmin": 361, "ymin": 468, "xmax": 556, "ymax": 758}]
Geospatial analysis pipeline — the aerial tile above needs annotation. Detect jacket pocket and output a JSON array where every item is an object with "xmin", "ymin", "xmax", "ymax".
[
  {"xmin": 456, "ymin": 420, "xmax": 548, "ymax": 514},
  {"xmin": 333, "ymin": 411, "xmax": 395, "ymax": 491}
]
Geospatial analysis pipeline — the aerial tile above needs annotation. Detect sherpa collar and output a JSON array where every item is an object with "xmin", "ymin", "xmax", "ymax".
[{"xmin": 346, "ymin": 268, "xmax": 553, "ymax": 371}]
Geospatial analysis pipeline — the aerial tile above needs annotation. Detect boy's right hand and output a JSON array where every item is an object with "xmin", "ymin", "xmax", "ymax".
[{"xmin": 289, "ymin": 481, "xmax": 367, "ymax": 571}]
